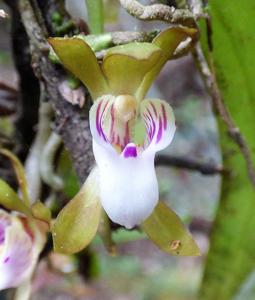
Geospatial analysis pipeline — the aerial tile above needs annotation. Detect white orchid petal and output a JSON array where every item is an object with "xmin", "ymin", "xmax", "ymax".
[
  {"xmin": 0, "ymin": 215, "xmax": 34, "ymax": 289},
  {"xmin": 141, "ymin": 99, "xmax": 176, "ymax": 153},
  {"xmin": 93, "ymin": 140, "xmax": 158, "ymax": 229}
]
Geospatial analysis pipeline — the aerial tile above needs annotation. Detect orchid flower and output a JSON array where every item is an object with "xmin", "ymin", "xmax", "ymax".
[
  {"xmin": 49, "ymin": 26, "xmax": 197, "ymax": 229},
  {"xmin": 0, "ymin": 150, "xmax": 50, "ymax": 295},
  {"xmin": 89, "ymin": 95, "xmax": 175, "ymax": 228},
  {"xmin": 0, "ymin": 209, "xmax": 45, "ymax": 290}
]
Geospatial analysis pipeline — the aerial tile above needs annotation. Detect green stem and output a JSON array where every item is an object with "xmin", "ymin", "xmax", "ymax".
[{"xmin": 85, "ymin": 0, "xmax": 104, "ymax": 34}]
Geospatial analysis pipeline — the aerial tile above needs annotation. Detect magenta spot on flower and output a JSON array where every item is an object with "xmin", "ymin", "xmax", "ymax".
[
  {"xmin": 161, "ymin": 104, "xmax": 167, "ymax": 130},
  {"xmin": 156, "ymin": 116, "xmax": 163, "ymax": 143},
  {"xmin": 123, "ymin": 144, "xmax": 137, "ymax": 158},
  {"xmin": 4, "ymin": 257, "xmax": 10, "ymax": 264}
]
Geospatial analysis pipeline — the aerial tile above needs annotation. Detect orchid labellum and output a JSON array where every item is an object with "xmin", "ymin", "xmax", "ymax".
[
  {"xmin": 0, "ymin": 209, "xmax": 44, "ymax": 290},
  {"xmin": 49, "ymin": 26, "xmax": 197, "ymax": 231}
]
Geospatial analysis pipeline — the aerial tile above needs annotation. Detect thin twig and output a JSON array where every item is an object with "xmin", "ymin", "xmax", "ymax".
[
  {"xmin": 119, "ymin": 0, "xmax": 197, "ymax": 27},
  {"xmin": 155, "ymin": 154, "xmax": 224, "ymax": 175},
  {"xmin": 19, "ymin": 0, "xmax": 48, "ymax": 53},
  {"xmin": 18, "ymin": 0, "xmax": 94, "ymax": 183},
  {"xmin": 119, "ymin": 0, "xmax": 200, "ymax": 57},
  {"xmin": 193, "ymin": 44, "xmax": 255, "ymax": 187}
]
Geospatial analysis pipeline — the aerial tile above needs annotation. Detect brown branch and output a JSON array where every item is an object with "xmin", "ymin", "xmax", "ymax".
[
  {"xmin": 155, "ymin": 154, "xmax": 224, "ymax": 175},
  {"xmin": 119, "ymin": 0, "xmax": 201, "ymax": 58},
  {"xmin": 17, "ymin": 0, "xmax": 94, "ymax": 183},
  {"xmin": 193, "ymin": 44, "xmax": 255, "ymax": 187}
]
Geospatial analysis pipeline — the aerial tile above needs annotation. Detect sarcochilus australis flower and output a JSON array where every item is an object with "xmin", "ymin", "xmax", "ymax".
[{"xmin": 49, "ymin": 26, "xmax": 199, "ymax": 251}]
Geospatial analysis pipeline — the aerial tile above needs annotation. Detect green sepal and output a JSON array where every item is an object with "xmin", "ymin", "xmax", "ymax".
[
  {"xmin": 102, "ymin": 42, "xmax": 161, "ymax": 97},
  {"xmin": 52, "ymin": 167, "xmax": 101, "ymax": 254},
  {"xmin": 136, "ymin": 26, "xmax": 197, "ymax": 101},
  {"xmin": 141, "ymin": 201, "xmax": 200, "ymax": 256},
  {"xmin": 48, "ymin": 37, "xmax": 109, "ymax": 100}
]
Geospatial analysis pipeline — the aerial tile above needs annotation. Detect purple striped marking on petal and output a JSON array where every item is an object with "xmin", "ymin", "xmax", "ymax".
[
  {"xmin": 141, "ymin": 100, "xmax": 172, "ymax": 149},
  {"xmin": 123, "ymin": 144, "xmax": 137, "ymax": 158},
  {"xmin": 156, "ymin": 116, "xmax": 163, "ymax": 143},
  {"xmin": 161, "ymin": 103, "xmax": 167, "ymax": 130},
  {"xmin": 96, "ymin": 100, "xmax": 109, "ymax": 142},
  {"xmin": 150, "ymin": 102, "xmax": 158, "ymax": 117}
]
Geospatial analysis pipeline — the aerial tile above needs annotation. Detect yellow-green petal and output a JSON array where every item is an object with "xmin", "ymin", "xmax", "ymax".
[
  {"xmin": 136, "ymin": 26, "xmax": 197, "ymax": 100},
  {"xmin": 102, "ymin": 42, "xmax": 161, "ymax": 97},
  {"xmin": 141, "ymin": 201, "xmax": 200, "ymax": 256},
  {"xmin": 48, "ymin": 37, "xmax": 109, "ymax": 99},
  {"xmin": 52, "ymin": 167, "xmax": 101, "ymax": 254}
]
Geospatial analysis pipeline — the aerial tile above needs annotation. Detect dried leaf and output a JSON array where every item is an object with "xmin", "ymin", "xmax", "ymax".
[{"xmin": 58, "ymin": 80, "xmax": 86, "ymax": 108}]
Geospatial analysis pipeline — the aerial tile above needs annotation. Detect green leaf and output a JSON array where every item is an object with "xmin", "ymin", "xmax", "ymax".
[
  {"xmin": 199, "ymin": 1, "xmax": 255, "ymax": 299},
  {"xmin": 48, "ymin": 37, "xmax": 109, "ymax": 99},
  {"xmin": 31, "ymin": 201, "xmax": 51, "ymax": 225},
  {"xmin": 141, "ymin": 201, "xmax": 200, "ymax": 256},
  {"xmin": 102, "ymin": 43, "xmax": 161, "ymax": 97},
  {"xmin": 0, "ymin": 179, "xmax": 31, "ymax": 216},
  {"xmin": 136, "ymin": 26, "xmax": 197, "ymax": 101},
  {"xmin": 0, "ymin": 148, "xmax": 30, "ymax": 205},
  {"xmin": 52, "ymin": 167, "xmax": 101, "ymax": 254},
  {"xmin": 86, "ymin": 0, "xmax": 104, "ymax": 34}
]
